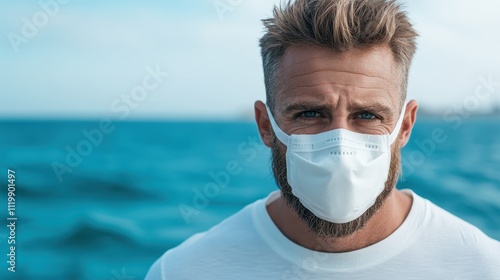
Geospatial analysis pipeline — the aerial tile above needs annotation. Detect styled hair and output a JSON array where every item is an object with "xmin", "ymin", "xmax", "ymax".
[{"xmin": 260, "ymin": 0, "xmax": 418, "ymax": 111}]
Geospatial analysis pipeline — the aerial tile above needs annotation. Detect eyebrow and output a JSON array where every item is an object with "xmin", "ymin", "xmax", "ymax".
[
  {"xmin": 283, "ymin": 102, "xmax": 332, "ymax": 116},
  {"xmin": 349, "ymin": 102, "xmax": 394, "ymax": 115},
  {"xmin": 282, "ymin": 101, "xmax": 394, "ymax": 116}
]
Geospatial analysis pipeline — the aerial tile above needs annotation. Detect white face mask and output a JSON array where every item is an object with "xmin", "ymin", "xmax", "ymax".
[{"xmin": 266, "ymin": 103, "xmax": 406, "ymax": 223}]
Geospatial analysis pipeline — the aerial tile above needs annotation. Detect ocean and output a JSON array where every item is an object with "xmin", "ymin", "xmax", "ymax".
[{"xmin": 0, "ymin": 117, "xmax": 499, "ymax": 280}]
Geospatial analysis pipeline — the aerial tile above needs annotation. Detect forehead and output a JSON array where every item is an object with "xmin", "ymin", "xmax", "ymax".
[{"xmin": 276, "ymin": 44, "xmax": 401, "ymax": 109}]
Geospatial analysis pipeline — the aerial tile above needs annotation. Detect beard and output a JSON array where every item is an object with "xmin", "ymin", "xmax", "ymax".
[{"xmin": 270, "ymin": 136, "xmax": 402, "ymax": 239}]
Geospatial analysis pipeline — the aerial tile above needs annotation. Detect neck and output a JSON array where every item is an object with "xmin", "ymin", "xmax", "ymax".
[{"xmin": 266, "ymin": 189, "xmax": 412, "ymax": 253}]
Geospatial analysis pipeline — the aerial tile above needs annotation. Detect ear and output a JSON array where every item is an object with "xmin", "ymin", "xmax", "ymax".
[
  {"xmin": 254, "ymin": 100, "xmax": 273, "ymax": 148},
  {"xmin": 399, "ymin": 99, "xmax": 418, "ymax": 147}
]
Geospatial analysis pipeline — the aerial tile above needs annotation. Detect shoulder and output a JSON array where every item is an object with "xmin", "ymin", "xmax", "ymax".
[
  {"xmin": 422, "ymin": 195, "xmax": 497, "ymax": 244},
  {"xmin": 145, "ymin": 198, "xmax": 266, "ymax": 279},
  {"xmin": 408, "ymin": 190, "xmax": 494, "ymax": 241},
  {"xmin": 413, "ymin": 192, "xmax": 500, "ymax": 268},
  {"xmin": 175, "ymin": 202, "xmax": 261, "ymax": 254},
  {"xmin": 397, "ymin": 191, "xmax": 500, "ymax": 277}
]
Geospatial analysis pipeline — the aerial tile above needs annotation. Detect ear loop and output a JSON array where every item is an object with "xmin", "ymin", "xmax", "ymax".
[
  {"xmin": 265, "ymin": 104, "xmax": 290, "ymax": 146},
  {"xmin": 388, "ymin": 101, "xmax": 407, "ymax": 144}
]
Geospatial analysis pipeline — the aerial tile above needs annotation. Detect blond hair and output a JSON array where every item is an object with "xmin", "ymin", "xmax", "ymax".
[{"xmin": 260, "ymin": 0, "xmax": 418, "ymax": 110}]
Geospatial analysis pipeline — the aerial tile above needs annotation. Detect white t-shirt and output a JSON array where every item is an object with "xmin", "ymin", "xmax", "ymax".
[{"xmin": 145, "ymin": 190, "xmax": 500, "ymax": 279}]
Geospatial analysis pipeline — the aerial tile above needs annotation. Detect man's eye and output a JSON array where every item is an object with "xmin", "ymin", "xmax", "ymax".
[
  {"xmin": 357, "ymin": 112, "xmax": 376, "ymax": 120},
  {"xmin": 299, "ymin": 111, "xmax": 320, "ymax": 118}
]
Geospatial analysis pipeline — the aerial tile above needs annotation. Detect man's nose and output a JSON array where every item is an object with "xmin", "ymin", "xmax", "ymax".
[{"xmin": 328, "ymin": 115, "xmax": 350, "ymax": 131}]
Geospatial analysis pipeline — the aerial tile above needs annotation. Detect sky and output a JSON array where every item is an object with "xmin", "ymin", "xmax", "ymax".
[{"xmin": 1, "ymin": 0, "xmax": 499, "ymax": 120}]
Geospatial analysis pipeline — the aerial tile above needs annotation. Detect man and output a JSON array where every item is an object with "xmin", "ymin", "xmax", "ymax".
[{"xmin": 146, "ymin": 0, "xmax": 500, "ymax": 279}]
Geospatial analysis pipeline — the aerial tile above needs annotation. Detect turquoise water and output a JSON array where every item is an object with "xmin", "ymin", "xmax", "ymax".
[{"xmin": 0, "ymin": 118, "xmax": 499, "ymax": 279}]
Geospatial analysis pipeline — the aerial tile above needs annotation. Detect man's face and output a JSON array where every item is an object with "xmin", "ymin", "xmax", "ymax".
[{"xmin": 270, "ymin": 44, "xmax": 403, "ymax": 238}]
